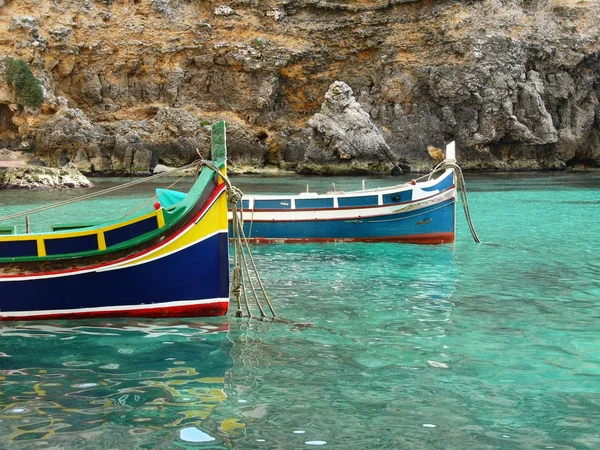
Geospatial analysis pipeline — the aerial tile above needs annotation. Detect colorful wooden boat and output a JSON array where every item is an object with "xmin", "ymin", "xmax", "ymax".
[
  {"xmin": 0, "ymin": 122, "xmax": 230, "ymax": 321},
  {"xmin": 230, "ymin": 142, "xmax": 458, "ymax": 244}
]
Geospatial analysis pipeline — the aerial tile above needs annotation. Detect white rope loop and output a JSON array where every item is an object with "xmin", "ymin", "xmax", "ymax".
[{"xmin": 227, "ymin": 186, "xmax": 244, "ymax": 205}]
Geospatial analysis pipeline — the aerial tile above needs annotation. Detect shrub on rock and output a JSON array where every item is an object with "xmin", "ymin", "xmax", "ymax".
[{"xmin": 4, "ymin": 57, "xmax": 44, "ymax": 108}]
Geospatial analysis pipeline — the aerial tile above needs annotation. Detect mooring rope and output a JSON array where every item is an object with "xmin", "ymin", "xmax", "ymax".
[
  {"xmin": 0, "ymin": 160, "xmax": 204, "ymax": 223},
  {"xmin": 197, "ymin": 156, "xmax": 275, "ymax": 319},
  {"xmin": 227, "ymin": 184, "xmax": 276, "ymax": 319},
  {"xmin": 237, "ymin": 215, "xmax": 276, "ymax": 316},
  {"xmin": 440, "ymin": 161, "xmax": 481, "ymax": 244}
]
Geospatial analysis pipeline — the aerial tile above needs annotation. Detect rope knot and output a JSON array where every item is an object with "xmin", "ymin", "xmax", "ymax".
[{"xmin": 228, "ymin": 186, "xmax": 244, "ymax": 205}]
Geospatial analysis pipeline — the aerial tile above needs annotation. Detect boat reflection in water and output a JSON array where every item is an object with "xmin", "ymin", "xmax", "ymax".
[{"xmin": 0, "ymin": 319, "xmax": 244, "ymax": 448}]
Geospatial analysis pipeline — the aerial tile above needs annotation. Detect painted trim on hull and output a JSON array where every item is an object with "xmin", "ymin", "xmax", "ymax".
[
  {"xmin": 238, "ymin": 169, "xmax": 454, "ymax": 205},
  {"xmin": 0, "ymin": 232, "xmax": 230, "ymax": 319},
  {"xmin": 0, "ymin": 210, "xmax": 163, "ymax": 242},
  {"xmin": 243, "ymin": 232, "xmax": 455, "ymax": 245},
  {"xmin": 229, "ymin": 188, "xmax": 456, "ymax": 224},
  {"xmin": 0, "ymin": 184, "xmax": 228, "ymax": 280},
  {"xmin": 0, "ymin": 298, "xmax": 229, "ymax": 321},
  {"xmin": 1, "ymin": 230, "xmax": 227, "ymax": 283},
  {"xmin": 233, "ymin": 186, "xmax": 454, "ymax": 216},
  {"xmin": 233, "ymin": 197, "xmax": 455, "ymax": 243}
]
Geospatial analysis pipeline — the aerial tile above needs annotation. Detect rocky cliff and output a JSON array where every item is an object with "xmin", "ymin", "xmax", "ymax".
[{"xmin": 0, "ymin": 0, "xmax": 599, "ymax": 174}]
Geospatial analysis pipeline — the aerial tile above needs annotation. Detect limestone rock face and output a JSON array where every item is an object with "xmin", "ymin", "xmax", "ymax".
[
  {"xmin": 302, "ymin": 81, "xmax": 399, "ymax": 172},
  {"xmin": 0, "ymin": 164, "xmax": 93, "ymax": 189},
  {"xmin": 32, "ymin": 107, "xmax": 109, "ymax": 172},
  {"xmin": 0, "ymin": 0, "xmax": 598, "ymax": 172}
]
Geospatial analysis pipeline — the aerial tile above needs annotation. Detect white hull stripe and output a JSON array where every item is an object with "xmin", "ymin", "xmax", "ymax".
[
  {"xmin": 229, "ymin": 189, "xmax": 456, "ymax": 222},
  {"xmin": 0, "ymin": 298, "xmax": 230, "ymax": 318}
]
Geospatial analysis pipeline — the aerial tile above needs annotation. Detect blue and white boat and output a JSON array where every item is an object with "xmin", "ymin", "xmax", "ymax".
[{"xmin": 230, "ymin": 142, "xmax": 458, "ymax": 245}]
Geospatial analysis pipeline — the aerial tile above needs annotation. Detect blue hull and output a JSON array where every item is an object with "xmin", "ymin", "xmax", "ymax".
[
  {"xmin": 0, "ymin": 232, "xmax": 229, "ymax": 318},
  {"xmin": 232, "ymin": 199, "xmax": 456, "ymax": 243}
]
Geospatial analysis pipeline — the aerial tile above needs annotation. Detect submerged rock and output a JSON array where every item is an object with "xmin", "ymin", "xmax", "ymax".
[{"xmin": 0, "ymin": 164, "xmax": 93, "ymax": 189}]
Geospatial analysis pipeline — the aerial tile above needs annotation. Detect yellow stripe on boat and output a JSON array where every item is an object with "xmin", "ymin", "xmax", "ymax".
[
  {"xmin": 156, "ymin": 208, "xmax": 166, "ymax": 228},
  {"xmin": 36, "ymin": 239, "xmax": 46, "ymax": 257},
  {"xmin": 0, "ymin": 210, "xmax": 162, "ymax": 242},
  {"xmin": 116, "ymin": 191, "xmax": 228, "ymax": 268},
  {"xmin": 97, "ymin": 232, "xmax": 107, "ymax": 251}
]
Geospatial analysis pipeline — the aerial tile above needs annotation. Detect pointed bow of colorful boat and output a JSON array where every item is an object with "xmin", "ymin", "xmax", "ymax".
[{"xmin": 0, "ymin": 122, "xmax": 231, "ymax": 321}]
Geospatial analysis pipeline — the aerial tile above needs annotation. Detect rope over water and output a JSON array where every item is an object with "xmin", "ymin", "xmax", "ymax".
[
  {"xmin": 0, "ymin": 160, "xmax": 204, "ymax": 224},
  {"xmin": 429, "ymin": 159, "xmax": 481, "ymax": 244},
  {"xmin": 198, "ymin": 157, "xmax": 276, "ymax": 320}
]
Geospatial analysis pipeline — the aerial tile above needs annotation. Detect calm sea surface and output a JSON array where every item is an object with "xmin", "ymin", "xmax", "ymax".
[{"xmin": 0, "ymin": 172, "xmax": 599, "ymax": 449}]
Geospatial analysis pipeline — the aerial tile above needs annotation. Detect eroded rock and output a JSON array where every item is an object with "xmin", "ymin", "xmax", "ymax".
[
  {"xmin": 0, "ymin": 164, "xmax": 93, "ymax": 189},
  {"xmin": 0, "ymin": 0, "xmax": 598, "ymax": 172},
  {"xmin": 303, "ymin": 81, "xmax": 398, "ymax": 172},
  {"xmin": 32, "ymin": 107, "xmax": 109, "ymax": 172}
]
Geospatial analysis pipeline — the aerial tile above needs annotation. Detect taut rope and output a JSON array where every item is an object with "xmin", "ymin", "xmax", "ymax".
[
  {"xmin": 0, "ymin": 161, "xmax": 204, "ymax": 224},
  {"xmin": 118, "ymin": 171, "xmax": 189, "ymax": 220}
]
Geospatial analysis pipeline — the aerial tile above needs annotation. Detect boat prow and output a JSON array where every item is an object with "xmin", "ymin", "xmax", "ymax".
[{"xmin": 0, "ymin": 122, "xmax": 231, "ymax": 321}]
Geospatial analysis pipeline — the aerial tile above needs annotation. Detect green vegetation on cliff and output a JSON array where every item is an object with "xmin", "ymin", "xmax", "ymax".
[{"xmin": 4, "ymin": 57, "xmax": 44, "ymax": 108}]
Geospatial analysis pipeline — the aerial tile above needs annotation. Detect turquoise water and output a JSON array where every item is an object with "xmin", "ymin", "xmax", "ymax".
[{"xmin": 1, "ymin": 172, "xmax": 599, "ymax": 449}]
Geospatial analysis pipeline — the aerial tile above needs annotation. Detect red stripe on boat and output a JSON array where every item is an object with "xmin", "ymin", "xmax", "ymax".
[{"xmin": 0, "ymin": 302, "xmax": 229, "ymax": 321}]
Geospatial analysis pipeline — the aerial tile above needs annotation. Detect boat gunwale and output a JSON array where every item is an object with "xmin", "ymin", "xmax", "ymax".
[
  {"xmin": 0, "ymin": 166, "xmax": 223, "ymax": 264},
  {"xmin": 0, "ymin": 180, "xmax": 227, "ymax": 275},
  {"xmin": 235, "ymin": 185, "xmax": 456, "ymax": 216},
  {"xmin": 0, "ymin": 209, "xmax": 166, "ymax": 241},
  {"xmin": 240, "ymin": 168, "xmax": 454, "ymax": 202}
]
